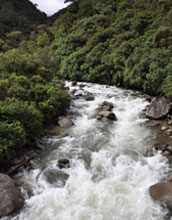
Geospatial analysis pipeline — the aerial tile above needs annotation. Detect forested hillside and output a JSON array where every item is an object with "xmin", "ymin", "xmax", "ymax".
[
  {"xmin": 0, "ymin": 0, "xmax": 47, "ymax": 37},
  {"xmin": 0, "ymin": 0, "xmax": 172, "ymax": 168},
  {"xmin": 0, "ymin": 0, "xmax": 47, "ymax": 38},
  {"xmin": 50, "ymin": 0, "xmax": 172, "ymax": 100}
]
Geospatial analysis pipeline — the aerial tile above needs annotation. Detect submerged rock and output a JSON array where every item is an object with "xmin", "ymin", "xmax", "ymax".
[
  {"xmin": 0, "ymin": 174, "xmax": 24, "ymax": 218},
  {"xmin": 146, "ymin": 97, "xmax": 170, "ymax": 119},
  {"xmin": 43, "ymin": 168, "xmax": 69, "ymax": 187},
  {"xmin": 149, "ymin": 182, "xmax": 172, "ymax": 208},
  {"xmin": 58, "ymin": 117, "xmax": 74, "ymax": 128}
]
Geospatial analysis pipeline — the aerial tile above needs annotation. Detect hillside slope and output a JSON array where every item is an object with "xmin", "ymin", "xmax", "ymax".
[
  {"xmin": 49, "ymin": 0, "xmax": 172, "ymax": 99},
  {"xmin": 0, "ymin": 0, "xmax": 47, "ymax": 38}
]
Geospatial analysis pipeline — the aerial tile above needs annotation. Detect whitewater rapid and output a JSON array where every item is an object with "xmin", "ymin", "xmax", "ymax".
[{"xmin": 5, "ymin": 82, "xmax": 170, "ymax": 220}]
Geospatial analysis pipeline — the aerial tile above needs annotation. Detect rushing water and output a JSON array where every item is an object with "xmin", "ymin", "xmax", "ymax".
[{"xmin": 5, "ymin": 82, "xmax": 171, "ymax": 220}]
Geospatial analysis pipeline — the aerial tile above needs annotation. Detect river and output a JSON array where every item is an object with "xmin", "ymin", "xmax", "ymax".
[{"xmin": 4, "ymin": 82, "xmax": 171, "ymax": 220}]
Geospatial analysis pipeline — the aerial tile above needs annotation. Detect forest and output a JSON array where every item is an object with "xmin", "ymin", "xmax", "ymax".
[{"xmin": 0, "ymin": 0, "xmax": 172, "ymax": 169}]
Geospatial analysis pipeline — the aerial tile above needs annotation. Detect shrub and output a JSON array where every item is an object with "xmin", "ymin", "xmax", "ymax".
[{"xmin": 0, "ymin": 121, "xmax": 26, "ymax": 163}]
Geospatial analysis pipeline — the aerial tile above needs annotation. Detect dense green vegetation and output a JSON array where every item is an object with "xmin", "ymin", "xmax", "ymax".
[
  {"xmin": 49, "ymin": 0, "xmax": 172, "ymax": 100},
  {"xmin": 1, "ymin": 0, "xmax": 172, "ymax": 168},
  {"xmin": 0, "ymin": 42, "xmax": 69, "ymax": 167},
  {"xmin": 0, "ymin": 0, "xmax": 47, "ymax": 39},
  {"xmin": 0, "ymin": 4, "xmax": 69, "ymax": 168}
]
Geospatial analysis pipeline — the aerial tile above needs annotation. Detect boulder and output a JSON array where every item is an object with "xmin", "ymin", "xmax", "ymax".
[
  {"xmin": 58, "ymin": 117, "xmax": 74, "ymax": 128},
  {"xmin": 149, "ymin": 182, "xmax": 172, "ymax": 208},
  {"xmin": 146, "ymin": 97, "xmax": 170, "ymax": 119},
  {"xmin": 98, "ymin": 110, "xmax": 117, "ymax": 121},
  {"xmin": 0, "ymin": 174, "xmax": 24, "ymax": 218},
  {"xmin": 58, "ymin": 158, "xmax": 70, "ymax": 169},
  {"xmin": 43, "ymin": 168, "xmax": 69, "ymax": 187}
]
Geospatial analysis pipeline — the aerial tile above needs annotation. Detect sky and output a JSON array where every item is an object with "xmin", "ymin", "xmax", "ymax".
[{"xmin": 29, "ymin": 0, "xmax": 69, "ymax": 16}]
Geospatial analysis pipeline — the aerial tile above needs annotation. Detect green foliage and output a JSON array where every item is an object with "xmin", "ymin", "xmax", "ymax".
[
  {"xmin": 49, "ymin": 0, "xmax": 172, "ymax": 102},
  {"xmin": 0, "ymin": 21, "xmax": 69, "ymax": 168},
  {"xmin": 0, "ymin": 98, "xmax": 43, "ymax": 136},
  {"xmin": 153, "ymin": 26, "xmax": 172, "ymax": 47},
  {"xmin": 0, "ymin": 121, "xmax": 26, "ymax": 162},
  {"xmin": 0, "ymin": 0, "xmax": 47, "ymax": 39}
]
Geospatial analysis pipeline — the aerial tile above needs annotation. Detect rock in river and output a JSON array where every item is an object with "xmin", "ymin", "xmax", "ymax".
[
  {"xmin": 58, "ymin": 158, "xmax": 70, "ymax": 169},
  {"xmin": 149, "ymin": 182, "xmax": 172, "ymax": 208},
  {"xmin": 146, "ymin": 97, "xmax": 170, "ymax": 119},
  {"xmin": 0, "ymin": 174, "xmax": 24, "ymax": 218},
  {"xmin": 98, "ymin": 110, "xmax": 117, "ymax": 120},
  {"xmin": 43, "ymin": 168, "xmax": 69, "ymax": 188},
  {"xmin": 96, "ymin": 101, "xmax": 117, "ymax": 122},
  {"xmin": 58, "ymin": 116, "xmax": 74, "ymax": 128}
]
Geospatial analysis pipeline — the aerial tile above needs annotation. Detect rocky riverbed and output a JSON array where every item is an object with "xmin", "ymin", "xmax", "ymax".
[{"xmin": 1, "ymin": 82, "xmax": 172, "ymax": 220}]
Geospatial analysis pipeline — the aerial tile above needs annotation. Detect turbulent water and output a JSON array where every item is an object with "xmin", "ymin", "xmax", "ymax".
[{"xmin": 5, "ymin": 82, "xmax": 171, "ymax": 220}]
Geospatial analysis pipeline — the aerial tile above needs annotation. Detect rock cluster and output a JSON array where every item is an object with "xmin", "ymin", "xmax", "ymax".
[
  {"xmin": 71, "ymin": 87, "xmax": 94, "ymax": 101},
  {"xmin": 97, "ymin": 101, "xmax": 117, "ymax": 122},
  {"xmin": 146, "ymin": 98, "xmax": 172, "ymax": 209}
]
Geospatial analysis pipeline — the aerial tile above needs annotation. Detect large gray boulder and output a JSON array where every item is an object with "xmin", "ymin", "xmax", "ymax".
[
  {"xmin": 149, "ymin": 182, "xmax": 172, "ymax": 208},
  {"xmin": 0, "ymin": 174, "xmax": 24, "ymax": 218},
  {"xmin": 58, "ymin": 117, "xmax": 74, "ymax": 128},
  {"xmin": 146, "ymin": 97, "xmax": 170, "ymax": 119},
  {"xmin": 43, "ymin": 168, "xmax": 69, "ymax": 187}
]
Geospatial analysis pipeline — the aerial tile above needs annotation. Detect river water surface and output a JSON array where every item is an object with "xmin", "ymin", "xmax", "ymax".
[{"xmin": 4, "ymin": 82, "xmax": 171, "ymax": 220}]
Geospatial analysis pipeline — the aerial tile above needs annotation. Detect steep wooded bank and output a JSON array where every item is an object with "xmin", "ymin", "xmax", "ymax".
[
  {"xmin": 0, "ymin": 0, "xmax": 172, "ymax": 169},
  {"xmin": 0, "ymin": 1, "xmax": 69, "ymax": 170},
  {"xmin": 50, "ymin": 0, "xmax": 172, "ymax": 100}
]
